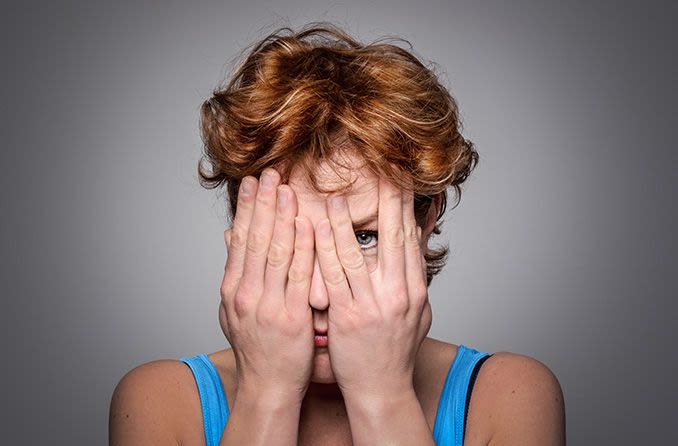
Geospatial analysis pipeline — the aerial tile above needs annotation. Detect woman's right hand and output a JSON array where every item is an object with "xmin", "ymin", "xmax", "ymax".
[{"xmin": 219, "ymin": 168, "xmax": 315, "ymax": 405}]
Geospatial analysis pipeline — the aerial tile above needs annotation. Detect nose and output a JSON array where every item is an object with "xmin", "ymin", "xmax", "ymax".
[{"xmin": 308, "ymin": 256, "xmax": 329, "ymax": 311}]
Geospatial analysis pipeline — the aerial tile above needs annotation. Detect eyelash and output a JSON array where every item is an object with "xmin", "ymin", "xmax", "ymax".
[{"xmin": 355, "ymin": 230, "xmax": 378, "ymax": 251}]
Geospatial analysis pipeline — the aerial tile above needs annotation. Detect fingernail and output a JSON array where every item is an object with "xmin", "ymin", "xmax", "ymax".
[
  {"xmin": 417, "ymin": 226, "xmax": 422, "ymax": 239},
  {"xmin": 261, "ymin": 171, "xmax": 274, "ymax": 190},
  {"xmin": 277, "ymin": 187, "xmax": 288, "ymax": 208},
  {"xmin": 240, "ymin": 178, "xmax": 253, "ymax": 196}
]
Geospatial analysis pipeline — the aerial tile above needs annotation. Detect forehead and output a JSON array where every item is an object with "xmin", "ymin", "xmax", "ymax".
[{"xmin": 287, "ymin": 153, "xmax": 379, "ymax": 222}]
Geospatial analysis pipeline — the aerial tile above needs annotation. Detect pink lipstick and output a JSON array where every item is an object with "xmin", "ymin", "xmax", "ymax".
[{"xmin": 314, "ymin": 330, "xmax": 328, "ymax": 347}]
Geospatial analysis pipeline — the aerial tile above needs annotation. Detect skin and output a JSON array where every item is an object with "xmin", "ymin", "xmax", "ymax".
[{"xmin": 109, "ymin": 153, "xmax": 566, "ymax": 445}]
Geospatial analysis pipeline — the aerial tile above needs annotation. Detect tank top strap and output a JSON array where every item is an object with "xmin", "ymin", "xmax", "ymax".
[
  {"xmin": 180, "ymin": 354, "xmax": 229, "ymax": 446},
  {"xmin": 432, "ymin": 345, "xmax": 491, "ymax": 446},
  {"xmin": 180, "ymin": 346, "xmax": 487, "ymax": 446}
]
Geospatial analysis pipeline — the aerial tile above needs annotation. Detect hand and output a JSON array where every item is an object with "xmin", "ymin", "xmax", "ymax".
[
  {"xmin": 219, "ymin": 168, "xmax": 315, "ymax": 404},
  {"xmin": 314, "ymin": 177, "xmax": 433, "ymax": 401}
]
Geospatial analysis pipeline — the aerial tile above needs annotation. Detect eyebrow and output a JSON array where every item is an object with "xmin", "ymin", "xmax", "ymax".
[{"xmin": 351, "ymin": 212, "xmax": 378, "ymax": 229}]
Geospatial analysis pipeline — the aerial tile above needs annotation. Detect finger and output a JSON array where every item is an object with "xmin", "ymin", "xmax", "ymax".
[
  {"xmin": 377, "ymin": 176, "xmax": 405, "ymax": 282},
  {"xmin": 418, "ymin": 227, "xmax": 428, "ymax": 283},
  {"xmin": 417, "ymin": 298, "xmax": 433, "ymax": 343},
  {"xmin": 402, "ymin": 188, "xmax": 426, "ymax": 303},
  {"xmin": 240, "ymin": 168, "xmax": 281, "ymax": 293},
  {"xmin": 314, "ymin": 218, "xmax": 353, "ymax": 309},
  {"xmin": 223, "ymin": 228, "xmax": 232, "ymax": 272},
  {"xmin": 221, "ymin": 228, "xmax": 233, "ymax": 310},
  {"xmin": 261, "ymin": 184, "xmax": 297, "ymax": 304},
  {"xmin": 224, "ymin": 228, "xmax": 232, "ymax": 252},
  {"xmin": 218, "ymin": 301, "xmax": 232, "ymax": 346},
  {"xmin": 285, "ymin": 215, "xmax": 315, "ymax": 311},
  {"xmin": 223, "ymin": 177, "xmax": 258, "ymax": 295},
  {"xmin": 326, "ymin": 195, "xmax": 374, "ymax": 303}
]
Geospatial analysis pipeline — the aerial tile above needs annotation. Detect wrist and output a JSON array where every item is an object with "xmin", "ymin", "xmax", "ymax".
[
  {"xmin": 235, "ymin": 380, "xmax": 306, "ymax": 410},
  {"xmin": 343, "ymin": 387, "xmax": 434, "ymax": 445},
  {"xmin": 340, "ymin": 374, "xmax": 415, "ymax": 407},
  {"xmin": 342, "ymin": 384, "xmax": 418, "ymax": 418},
  {"xmin": 223, "ymin": 380, "xmax": 305, "ymax": 446}
]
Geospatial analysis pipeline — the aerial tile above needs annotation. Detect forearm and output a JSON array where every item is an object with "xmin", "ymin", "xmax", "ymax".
[
  {"xmin": 218, "ymin": 387, "xmax": 302, "ymax": 446},
  {"xmin": 343, "ymin": 388, "xmax": 435, "ymax": 446}
]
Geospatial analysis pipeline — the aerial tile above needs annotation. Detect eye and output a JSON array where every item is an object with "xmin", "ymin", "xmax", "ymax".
[{"xmin": 355, "ymin": 230, "xmax": 378, "ymax": 250}]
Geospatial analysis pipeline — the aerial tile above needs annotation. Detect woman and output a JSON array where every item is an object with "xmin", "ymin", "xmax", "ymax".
[{"xmin": 109, "ymin": 23, "xmax": 565, "ymax": 445}]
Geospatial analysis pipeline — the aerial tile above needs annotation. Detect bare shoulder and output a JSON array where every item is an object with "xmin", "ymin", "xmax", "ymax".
[
  {"xmin": 109, "ymin": 359, "xmax": 204, "ymax": 446},
  {"xmin": 417, "ymin": 337, "xmax": 459, "ymax": 371},
  {"xmin": 413, "ymin": 338, "xmax": 459, "ymax": 428},
  {"xmin": 470, "ymin": 351, "xmax": 566, "ymax": 446}
]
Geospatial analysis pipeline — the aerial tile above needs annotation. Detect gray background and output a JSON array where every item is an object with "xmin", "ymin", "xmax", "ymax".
[{"xmin": 2, "ymin": 0, "xmax": 676, "ymax": 444}]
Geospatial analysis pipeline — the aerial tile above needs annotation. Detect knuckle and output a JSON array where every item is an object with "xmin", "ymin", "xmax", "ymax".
[
  {"xmin": 324, "ymin": 267, "xmax": 346, "ymax": 286},
  {"xmin": 233, "ymin": 294, "xmax": 251, "ymax": 317},
  {"xmin": 364, "ymin": 307, "xmax": 382, "ymax": 325},
  {"xmin": 229, "ymin": 228, "xmax": 248, "ymax": 250},
  {"xmin": 319, "ymin": 242, "xmax": 336, "ymax": 256},
  {"xmin": 266, "ymin": 241, "xmax": 290, "ymax": 269},
  {"xmin": 390, "ymin": 298, "xmax": 410, "ymax": 316},
  {"xmin": 411, "ymin": 284, "xmax": 428, "ymax": 305},
  {"xmin": 383, "ymin": 282, "xmax": 407, "ymax": 298},
  {"xmin": 220, "ymin": 271, "xmax": 242, "ymax": 299},
  {"xmin": 382, "ymin": 186, "xmax": 400, "ymax": 201},
  {"xmin": 246, "ymin": 230, "xmax": 268, "ymax": 257},
  {"xmin": 287, "ymin": 264, "xmax": 309, "ymax": 286},
  {"xmin": 255, "ymin": 306, "xmax": 276, "ymax": 326},
  {"xmin": 339, "ymin": 247, "xmax": 365, "ymax": 271},
  {"xmin": 380, "ymin": 286, "xmax": 408, "ymax": 313},
  {"xmin": 404, "ymin": 225, "xmax": 418, "ymax": 245},
  {"xmin": 235, "ymin": 279, "xmax": 253, "ymax": 297},
  {"xmin": 385, "ymin": 226, "xmax": 405, "ymax": 249},
  {"xmin": 220, "ymin": 281, "xmax": 232, "ymax": 300}
]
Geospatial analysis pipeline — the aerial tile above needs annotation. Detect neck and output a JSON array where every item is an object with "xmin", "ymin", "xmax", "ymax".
[
  {"xmin": 299, "ymin": 382, "xmax": 348, "ymax": 426},
  {"xmin": 296, "ymin": 383, "xmax": 355, "ymax": 444},
  {"xmin": 304, "ymin": 381, "xmax": 344, "ymax": 401}
]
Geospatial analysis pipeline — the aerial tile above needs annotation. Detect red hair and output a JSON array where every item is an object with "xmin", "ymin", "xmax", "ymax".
[{"xmin": 198, "ymin": 23, "xmax": 478, "ymax": 284}]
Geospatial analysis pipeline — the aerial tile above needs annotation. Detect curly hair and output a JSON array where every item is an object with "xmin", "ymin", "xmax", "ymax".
[{"xmin": 197, "ymin": 22, "xmax": 478, "ymax": 285}]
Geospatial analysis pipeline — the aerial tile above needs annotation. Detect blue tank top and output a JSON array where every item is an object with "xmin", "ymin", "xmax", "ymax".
[{"xmin": 180, "ymin": 344, "xmax": 490, "ymax": 446}]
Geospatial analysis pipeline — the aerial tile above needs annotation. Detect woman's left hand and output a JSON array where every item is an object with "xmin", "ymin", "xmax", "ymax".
[{"xmin": 314, "ymin": 177, "xmax": 433, "ymax": 402}]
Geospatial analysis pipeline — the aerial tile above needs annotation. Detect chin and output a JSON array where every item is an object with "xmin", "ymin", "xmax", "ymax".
[{"xmin": 310, "ymin": 349, "xmax": 336, "ymax": 384}]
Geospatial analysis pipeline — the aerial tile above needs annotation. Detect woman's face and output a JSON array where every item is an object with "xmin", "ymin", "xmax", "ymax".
[{"xmin": 286, "ymin": 154, "xmax": 432, "ymax": 384}]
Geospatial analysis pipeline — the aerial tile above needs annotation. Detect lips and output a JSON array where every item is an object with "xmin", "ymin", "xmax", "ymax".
[{"xmin": 314, "ymin": 328, "xmax": 328, "ymax": 347}]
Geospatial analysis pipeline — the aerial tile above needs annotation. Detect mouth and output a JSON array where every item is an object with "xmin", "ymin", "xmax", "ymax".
[{"xmin": 314, "ymin": 329, "xmax": 328, "ymax": 348}]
